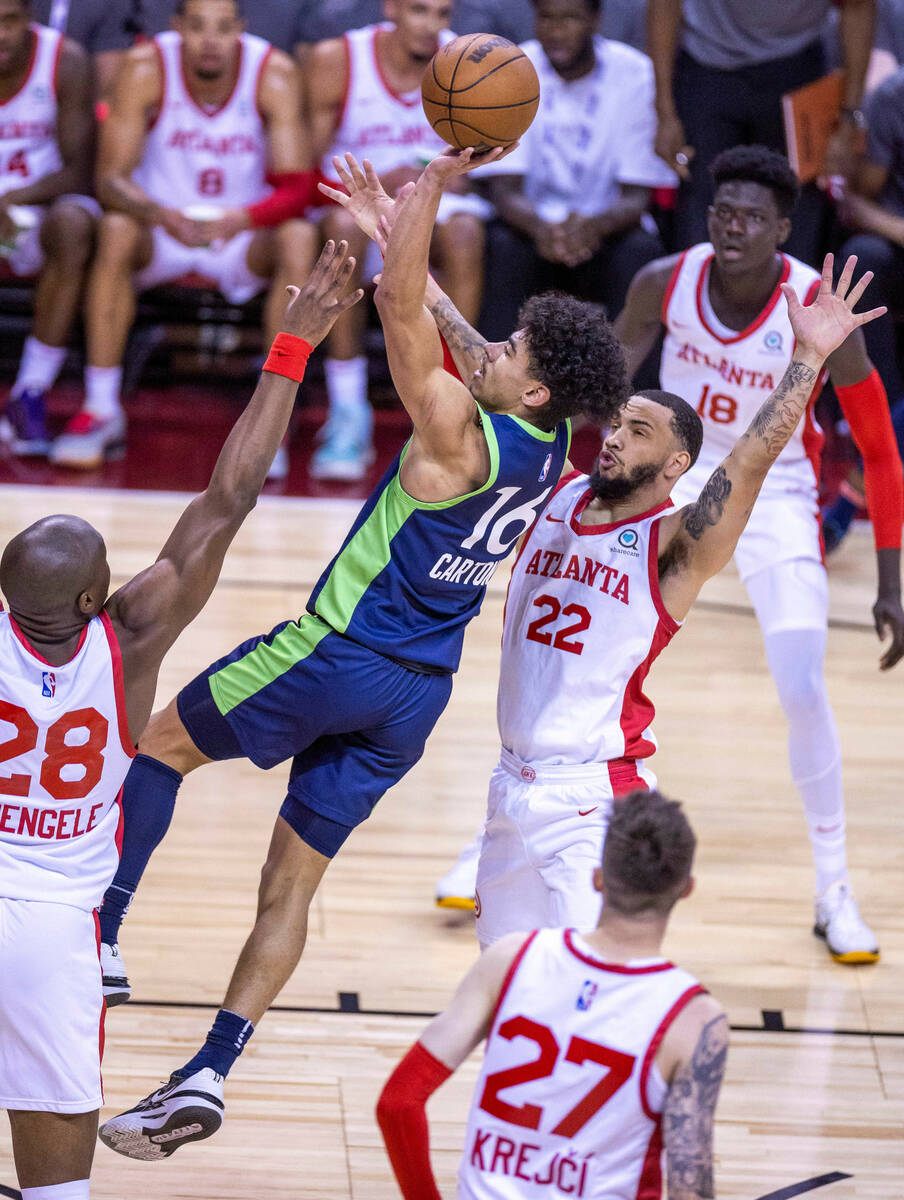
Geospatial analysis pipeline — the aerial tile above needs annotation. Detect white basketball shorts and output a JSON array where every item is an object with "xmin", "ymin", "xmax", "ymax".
[
  {"xmin": 669, "ymin": 454, "xmax": 823, "ymax": 583},
  {"xmin": 4, "ymin": 195, "xmax": 102, "ymax": 278},
  {"xmin": 135, "ymin": 227, "xmax": 268, "ymax": 305},
  {"xmin": 475, "ymin": 749, "xmax": 657, "ymax": 948},
  {"xmin": 0, "ymin": 898, "xmax": 104, "ymax": 1113}
]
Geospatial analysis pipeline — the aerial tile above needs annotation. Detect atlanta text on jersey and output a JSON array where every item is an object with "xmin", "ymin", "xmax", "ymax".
[
  {"xmin": 674, "ymin": 342, "xmax": 777, "ymax": 390},
  {"xmin": 523, "ymin": 550, "xmax": 631, "ymax": 606}
]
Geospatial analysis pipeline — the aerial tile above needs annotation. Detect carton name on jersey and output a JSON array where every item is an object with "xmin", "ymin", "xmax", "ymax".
[
  {"xmin": 523, "ymin": 547, "xmax": 631, "ymax": 606},
  {"xmin": 674, "ymin": 340, "xmax": 777, "ymax": 390},
  {"xmin": 429, "ymin": 554, "xmax": 499, "ymax": 588},
  {"xmin": 166, "ymin": 128, "xmax": 262, "ymax": 157},
  {"xmin": 469, "ymin": 1126, "xmax": 593, "ymax": 1195}
]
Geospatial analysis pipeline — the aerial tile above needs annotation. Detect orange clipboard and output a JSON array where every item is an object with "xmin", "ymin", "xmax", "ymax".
[{"xmin": 782, "ymin": 70, "xmax": 844, "ymax": 182}]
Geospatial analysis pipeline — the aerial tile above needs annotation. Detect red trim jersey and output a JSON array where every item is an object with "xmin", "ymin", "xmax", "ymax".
[
  {"xmin": 459, "ymin": 928, "xmax": 704, "ymax": 1199},
  {"xmin": 132, "ymin": 31, "xmax": 273, "ymax": 210},
  {"xmin": 497, "ymin": 474, "xmax": 680, "ymax": 767},
  {"xmin": 660, "ymin": 243, "xmax": 825, "ymax": 495},
  {"xmin": 0, "ymin": 610, "xmax": 135, "ymax": 910},
  {"xmin": 0, "ymin": 23, "xmax": 64, "ymax": 198},
  {"xmin": 319, "ymin": 23, "xmax": 455, "ymax": 178}
]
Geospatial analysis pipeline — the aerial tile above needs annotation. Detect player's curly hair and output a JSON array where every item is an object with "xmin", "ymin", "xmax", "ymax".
[
  {"xmin": 711, "ymin": 144, "xmax": 800, "ymax": 219},
  {"xmin": 518, "ymin": 293, "xmax": 630, "ymax": 431},
  {"xmin": 602, "ymin": 790, "xmax": 696, "ymax": 916}
]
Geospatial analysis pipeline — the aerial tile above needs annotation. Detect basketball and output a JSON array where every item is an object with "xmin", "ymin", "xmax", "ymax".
[{"xmin": 421, "ymin": 33, "xmax": 540, "ymax": 152}]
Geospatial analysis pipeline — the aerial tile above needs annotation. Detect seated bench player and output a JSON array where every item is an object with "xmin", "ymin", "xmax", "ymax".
[
  {"xmin": 49, "ymin": 0, "xmax": 320, "ymax": 474},
  {"xmin": 0, "ymin": 1, "xmax": 98, "ymax": 457}
]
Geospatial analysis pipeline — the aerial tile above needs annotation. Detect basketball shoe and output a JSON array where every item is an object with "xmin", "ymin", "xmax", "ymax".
[
  {"xmin": 100, "ymin": 941, "xmax": 131, "ymax": 1007},
  {"xmin": 99, "ymin": 1067, "xmax": 224, "ymax": 1160},
  {"xmin": 435, "ymin": 832, "xmax": 482, "ymax": 910},
  {"xmin": 2, "ymin": 389, "xmax": 51, "ymax": 456},
  {"xmin": 50, "ymin": 409, "xmax": 127, "ymax": 469},
  {"xmin": 309, "ymin": 406, "xmax": 375, "ymax": 481},
  {"xmin": 813, "ymin": 880, "xmax": 879, "ymax": 964}
]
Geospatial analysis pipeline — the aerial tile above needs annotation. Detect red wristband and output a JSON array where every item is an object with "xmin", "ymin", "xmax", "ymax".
[{"xmin": 263, "ymin": 333, "xmax": 313, "ymax": 383}]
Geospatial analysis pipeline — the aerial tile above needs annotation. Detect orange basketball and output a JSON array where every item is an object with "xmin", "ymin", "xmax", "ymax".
[{"xmin": 421, "ymin": 33, "xmax": 540, "ymax": 152}]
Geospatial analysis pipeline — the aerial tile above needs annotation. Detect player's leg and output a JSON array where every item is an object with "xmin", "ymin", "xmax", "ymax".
[
  {"xmin": 100, "ymin": 643, "xmax": 454, "ymax": 1159},
  {"xmin": 0, "ymin": 900, "xmax": 105, "ymax": 1195},
  {"xmin": 311, "ymin": 206, "xmax": 374, "ymax": 481},
  {"xmin": 745, "ymin": 557, "xmax": 879, "ymax": 963},
  {"xmin": 50, "ymin": 212, "xmax": 154, "ymax": 468},
  {"xmin": 4, "ymin": 199, "xmax": 99, "ymax": 458},
  {"xmin": 7, "ymin": 1111, "xmax": 96, "ymax": 1197}
]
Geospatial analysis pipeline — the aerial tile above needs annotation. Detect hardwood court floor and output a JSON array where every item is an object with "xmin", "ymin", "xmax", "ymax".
[{"xmin": 1, "ymin": 486, "xmax": 902, "ymax": 1199}]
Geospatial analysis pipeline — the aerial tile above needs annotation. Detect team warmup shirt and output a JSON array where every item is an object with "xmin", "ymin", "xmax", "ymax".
[
  {"xmin": 303, "ymin": 417, "xmax": 572, "ymax": 674},
  {"xmin": 459, "ymin": 928, "xmax": 704, "ymax": 1199},
  {"xmin": 498, "ymin": 473, "xmax": 680, "ymax": 765},
  {"xmin": 0, "ymin": 23, "xmax": 64, "ymax": 198},
  {"xmin": 0, "ymin": 610, "xmax": 134, "ymax": 911},
  {"xmin": 660, "ymin": 243, "xmax": 825, "ymax": 495},
  {"xmin": 132, "ymin": 30, "xmax": 273, "ymax": 210}
]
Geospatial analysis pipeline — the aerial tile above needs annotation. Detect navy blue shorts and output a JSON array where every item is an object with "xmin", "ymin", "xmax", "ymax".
[{"xmin": 177, "ymin": 615, "xmax": 453, "ymax": 857}]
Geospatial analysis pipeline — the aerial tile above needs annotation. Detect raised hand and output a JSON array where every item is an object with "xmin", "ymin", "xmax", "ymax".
[
  {"xmin": 782, "ymin": 253, "xmax": 887, "ymax": 364},
  {"xmin": 423, "ymin": 142, "xmax": 519, "ymax": 187},
  {"xmin": 318, "ymin": 154, "xmax": 404, "ymax": 242},
  {"xmin": 280, "ymin": 239, "xmax": 363, "ymax": 347}
]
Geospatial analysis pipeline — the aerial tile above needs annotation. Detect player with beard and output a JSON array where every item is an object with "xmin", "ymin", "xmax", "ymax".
[{"xmin": 472, "ymin": 258, "xmax": 885, "ymax": 948}]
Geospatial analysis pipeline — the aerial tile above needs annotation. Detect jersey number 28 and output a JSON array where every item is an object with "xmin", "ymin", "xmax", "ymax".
[{"xmin": 0, "ymin": 701, "xmax": 108, "ymax": 801}]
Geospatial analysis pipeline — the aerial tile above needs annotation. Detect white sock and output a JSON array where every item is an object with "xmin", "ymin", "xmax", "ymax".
[
  {"xmin": 12, "ymin": 337, "xmax": 67, "ymax": 399},
  {"xmin": 763, "ymin": 627, "xmax": 848, "ymax": 895},
  {"xmin": 84, "ymin": 366, "xmax": 124, "ymax": 419},
  {"xmin": 324, "ymin": 355, "xmax": 368, "ymax": 418},
  {"xmin": 22, "ymin": 1180, "xmax": 90, "ymax": 1199}
]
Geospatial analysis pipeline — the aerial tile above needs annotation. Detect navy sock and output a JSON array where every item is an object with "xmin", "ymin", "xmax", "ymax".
[
  {"xmin": 179, "ymin": 1009, "xmax": 255, "ymax": 1079},
  {"xmin": 98, "ymin": 753, "xmax": 182, "ymax": 945}
]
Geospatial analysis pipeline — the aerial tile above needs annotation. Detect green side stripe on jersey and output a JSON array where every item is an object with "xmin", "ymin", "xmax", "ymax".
[
  {"xmin": 209, "ymin": 613, "xmax": 331, "ymax": 715},
  {"xmin": 314, "ymin": 419, "xmax": 501, "ymax": 634}
]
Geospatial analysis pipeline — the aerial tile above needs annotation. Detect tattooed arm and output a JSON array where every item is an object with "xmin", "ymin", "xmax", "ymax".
[
  {"xmin": 425, "ymin": 279, "xmax": 487, "ymax": 377},
  {"xmin": 659, "ymin": 997, "xmax": 729, "ymax": 1200},
  {"xmin": 658, "ymin": 253, "xmax": 886, "ymax": 621}
]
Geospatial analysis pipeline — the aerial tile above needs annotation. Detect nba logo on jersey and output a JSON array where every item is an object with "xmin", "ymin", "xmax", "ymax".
[
  {"xmin": 576, "ymin": 979, "xmax": 598, "ymax": 1011},
  {"xmin": 41, "ymin": 671, "xmax": 55, "ymax": 698},
  {"xmin": 539, "ymin": 452, "xmax": 552, "ymax": 482}
]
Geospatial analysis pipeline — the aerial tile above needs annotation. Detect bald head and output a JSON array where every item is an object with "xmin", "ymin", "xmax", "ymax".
[{"xmin": 0, "ymin": 515, "xmax": 110, "ymax": 621}]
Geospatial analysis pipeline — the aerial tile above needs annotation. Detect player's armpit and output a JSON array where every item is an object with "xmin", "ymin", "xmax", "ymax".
[{"xmin": 662, "ymin": 1005, "xmax": 729, "ymax": 1200}]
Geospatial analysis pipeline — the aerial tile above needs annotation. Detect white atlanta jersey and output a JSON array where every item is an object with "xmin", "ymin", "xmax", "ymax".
[
  {"xmin": 0, "ymin": 23, "xmax": 64, "ymax": 198},
  {"xmin": 0, "ymin": 609, "xmax": 134, "ymax": 911},
  {"xmin": 497, "ymin": 473, "xmax": 681, "ymax": 768},
  {"xmin": 660, "ymin": 243, "xmax": 826, "ymax": 495},
  {"xmin": 459, "ymin": 928, "xmax": 705, "ymax": 1199},
  {"xmin": 132, "ymin": 31, "xmax": 272, "ymax": 210},
  {"xmin": 320, "ymin": 23, "xmax": 455, "ymax": 177}
]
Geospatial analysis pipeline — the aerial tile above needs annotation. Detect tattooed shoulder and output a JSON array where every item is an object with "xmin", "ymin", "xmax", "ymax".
[{"xmin": 682, "ymin": 466, "xmax": 732, "ymax": 540}]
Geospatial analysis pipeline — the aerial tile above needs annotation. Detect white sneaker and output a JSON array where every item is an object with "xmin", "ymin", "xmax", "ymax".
[
  {"xmin": 309, "ymin": 408, "xmax": 375, "ymax": 481},
  {"xmin": 99, "ymin": 1067, "xmax": 224, "ymax": 1160},
  {"xmin": 814, "ymin": 880, "xmax": 879, "ymax": 964},
  {"xmin": 435, "ymin": 831, "xmax": 483, "ymax": 911},
  {"xmin": 100, "ymin": 941, "xmax": 131, "ymax": 1007},
  {"xmin": 50, "ymin": 409, "xmax": 127, "ymax": 469}
]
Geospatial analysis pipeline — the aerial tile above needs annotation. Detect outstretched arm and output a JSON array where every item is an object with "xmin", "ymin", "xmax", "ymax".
[
  {"xmin": 614, "ymin": 255, "xmax": 679, "ymax": 379},
  {"xmin": 320, "ymin": 153, "xmax": 489, "ymax": 379},
  {"xmin": 658, "ymin": 254, "xmax": 886, "ymax": 621},
  {"xmin": 376, "ymin": 933, "xmax": 528, "ymax": 1200},
  {"xmin": 106, "ymin": 243, "xmax": 362, "ymax": 733}
]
